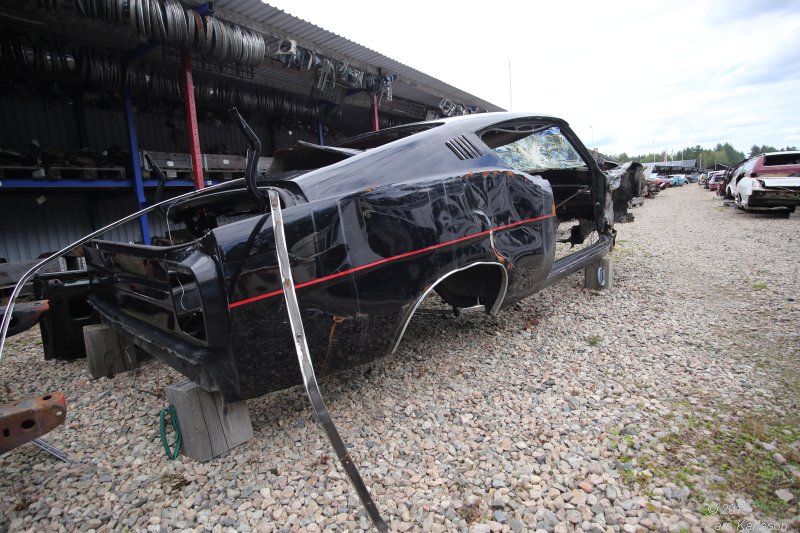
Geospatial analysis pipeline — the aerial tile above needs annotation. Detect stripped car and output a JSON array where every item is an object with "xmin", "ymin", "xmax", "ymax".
[
  {"xmin": 728, "ymin": 152, "xmax": 800, "ymax": 213},
  {"xmin": 78, "ymin": 112, "xmax": 615, "ymax": 402}
]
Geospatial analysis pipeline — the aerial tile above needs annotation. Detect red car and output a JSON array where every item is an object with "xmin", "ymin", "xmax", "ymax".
[
  {"xmin": 708, "ymin": 173, "xmax": 725, "ymax": 191},
  {"xmin": 650, "ymin": 176, "xmax": 671, "ymax": 189}
]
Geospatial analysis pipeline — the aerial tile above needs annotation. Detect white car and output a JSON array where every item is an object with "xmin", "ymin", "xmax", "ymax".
[{"xmin": 732, "ymin": 152, "xmax": 800, "ymax": 214}]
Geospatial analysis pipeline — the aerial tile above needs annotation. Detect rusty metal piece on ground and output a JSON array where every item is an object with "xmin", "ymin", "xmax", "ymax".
[
  {"xmin": 0, "ymin": 300, "xmax": 49, "ymax": 338},
  {"xmin": 0, "ymin": 392, "xmax": 67, "ymax": 454}
]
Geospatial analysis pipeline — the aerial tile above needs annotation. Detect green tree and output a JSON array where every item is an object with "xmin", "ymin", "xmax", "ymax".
[
  {"xmin": 750, "ymin": 144, "xmax": 778, "ymax": 157},
  {"xmin": 609, "ymin": 143, "xmax": 745, "ymax": 168}
]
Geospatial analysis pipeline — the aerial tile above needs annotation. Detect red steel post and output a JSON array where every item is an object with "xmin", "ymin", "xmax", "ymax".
[
  {"xmin": 181, "ymin": 51, "xmax": 204, "ymax": 190},
  {"xmin": 371, "ymin": 95, "xmax": 379, "ymax": 131}
]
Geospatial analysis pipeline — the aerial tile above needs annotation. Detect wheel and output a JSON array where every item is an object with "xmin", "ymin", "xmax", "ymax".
[{"xmin": 777, "ymin": 209, "xmax": 792, "ymax": 218}]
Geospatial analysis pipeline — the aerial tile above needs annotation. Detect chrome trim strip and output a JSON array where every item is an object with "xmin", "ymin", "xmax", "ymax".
[{"xmin": 268, "ymin": 191, "xmax": 389, "ymax": 532}]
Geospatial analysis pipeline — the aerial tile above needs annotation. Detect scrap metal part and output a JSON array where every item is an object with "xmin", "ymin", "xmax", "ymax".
[
  {"xmin": 605, "ymin": 161, "xmax": 644, "ymax": 224},
  {"xmin": 268, "ymin": 190, "xmax": 389, "ymax": 532},
  {"xmin": 31, "ymin": 437, "xmax": 70, "ymax": 462},
  {"xmin": 0, "ymin": 392, "xmax": 67, "ymax": 454},
  {"xmin": 0, "ymin": 300, "xmax": 49, "ymax": 338}
]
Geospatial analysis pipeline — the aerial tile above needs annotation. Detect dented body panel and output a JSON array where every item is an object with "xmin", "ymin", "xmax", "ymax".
[{"xmin": 84, "ymin": 112, "xmax": 611, "ymax": 402}]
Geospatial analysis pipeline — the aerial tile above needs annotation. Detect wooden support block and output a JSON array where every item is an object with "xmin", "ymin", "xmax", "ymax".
[
  {"xmin": 166, "ymin": 380, "xmax": 253, "ymax": 462},
  {"xmin": 83, "ymin": 324, "xmax": 137, "ymax": 379},
  {"xmin": 584, "ymin": 256, "xmax": 614, "ymax": 290}
]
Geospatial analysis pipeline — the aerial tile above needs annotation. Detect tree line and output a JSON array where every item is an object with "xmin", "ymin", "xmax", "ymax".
[{"xmin": 610, "ymin": 143, "xmax": 797, "ymax": 167}]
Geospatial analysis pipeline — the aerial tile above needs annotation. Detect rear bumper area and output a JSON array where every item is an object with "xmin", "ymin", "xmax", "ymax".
[
  {"xmin": 83, "ymin": 238, "xmax": 241, "ymax": 399},
  {"xmin": 88, "ymin": 295, "xmax": 221, "ymax": 393},
  {"xmin": 748, "ymin": 190, "xmax": 800, "ymax": 208}
]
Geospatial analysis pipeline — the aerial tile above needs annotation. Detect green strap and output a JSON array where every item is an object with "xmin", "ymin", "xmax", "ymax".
[{"xmin": 159, "ymin": 405, "xmax": 182, "ymax": 460}]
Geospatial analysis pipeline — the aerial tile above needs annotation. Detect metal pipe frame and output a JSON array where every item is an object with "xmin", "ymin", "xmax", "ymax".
[{"xmin": 371, "ymin": 95, "xmax": 379, "ymax": 132}]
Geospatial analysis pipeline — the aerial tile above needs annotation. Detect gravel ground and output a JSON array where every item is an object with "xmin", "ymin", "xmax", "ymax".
[{"xmin": 1, "ymin": 185, "xmax": 798, "ymax": 533}]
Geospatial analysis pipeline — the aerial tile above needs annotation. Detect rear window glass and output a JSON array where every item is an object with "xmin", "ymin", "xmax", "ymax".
[
  {"xmin": 482, "ymin": 125, "xmax": 586, "ymax": 172},
  {"xmin": 763, "ymin": 153, "xmax": 800, "ymax": 166}
]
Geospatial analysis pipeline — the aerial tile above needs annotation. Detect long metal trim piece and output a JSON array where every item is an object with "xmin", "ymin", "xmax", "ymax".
[
  {"xmin": 541, "ymin": 233, "xmax": 612, "ymax": 290},
  {"xmin": 391, "ymin": 261, "xmax": 508, "ymax": 354},
  {"xmin": 268, "ymin": 190, "xmax": 389, "ymax": 532},
  {"xmin": 0, "ymin": 180, "xmax": 235, "ymax": 364},
  {"xmin": 31, "ymin": 438, "xmax": 70, "ymax": 462}
]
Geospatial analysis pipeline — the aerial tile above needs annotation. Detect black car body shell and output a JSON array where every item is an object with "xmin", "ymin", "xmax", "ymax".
[{"xmin": 84, "ymin": 112, "xmax": 611, "ymax": 402}]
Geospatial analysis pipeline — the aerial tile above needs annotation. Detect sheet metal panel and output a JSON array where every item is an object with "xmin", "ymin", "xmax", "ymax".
[
  {"xmin": 92, "ymin": 193, "xmax": 143, "ymax": 244},
  {"xmin": 0, "ymin": 192, "xmax": 193, "ymax": 262}
]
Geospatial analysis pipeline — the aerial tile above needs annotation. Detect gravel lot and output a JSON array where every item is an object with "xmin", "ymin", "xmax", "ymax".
[{"xmin": 1, "ymin": 185, "xmax": 798, "ymax": 533}]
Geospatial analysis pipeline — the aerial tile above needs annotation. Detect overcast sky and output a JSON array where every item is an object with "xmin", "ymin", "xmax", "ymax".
[{"xmin": 265, "ymin": 0, "xmax": 800, "ymax": 157}]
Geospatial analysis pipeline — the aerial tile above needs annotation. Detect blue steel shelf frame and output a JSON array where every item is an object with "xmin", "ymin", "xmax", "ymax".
[
  {"xmin": 122, "ymin": 86, "xmax": 151, "ymax": 244},
  {"xmin": 123, "ymin": 41, "xmax": 159, "ymax": 245},
  {"xmin": 0, "ymin": 179, "xmax": 217, "ymax": 189}
]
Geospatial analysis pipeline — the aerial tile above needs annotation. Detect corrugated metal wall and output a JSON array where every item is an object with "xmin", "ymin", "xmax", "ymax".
[
  {"xmin": 0, "ymin": 93, "xmax": 79, "ymax": 150},
  {"xmin": 0, "ymin": 193, "xmax": 94, "ymax": 261},
  {"xmin": 91, "ymin": 192, "xmax": 188, "ymax": 244},
  {"xmin": 0, "ymin": 190, "xmax": 255, "ymax": 262}
]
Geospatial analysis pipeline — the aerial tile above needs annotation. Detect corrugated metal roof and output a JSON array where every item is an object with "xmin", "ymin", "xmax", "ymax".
[
  {"xmin": 191, "ymin": 1, "xmax": 503, "ymax": 112},
  {"xmin": 5, "ymin": 1, "xmax": 499, "ymax": 115},
  {"xmin": 655, "ymin": 160, "xmax": 697, "ymax": 167}
]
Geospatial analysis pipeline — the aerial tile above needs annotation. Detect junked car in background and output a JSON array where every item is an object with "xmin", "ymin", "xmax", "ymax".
[
  {"xmin": 650, "ymin": 175, "xmax": 672, "ymax": 189},
  {"xmin": 728, "ymin": 151, "xmax": 800, "ymax": 214},
  {"xmin": 707, "ymin": 172, "xmax": 725, "ymax": 192},
  {"xmin": 719, "ymin": 160, "xmax": 745, "ymax": 198},
  {"xmin": 667, "ymin": 174, "xmax": 688, "ymax": 186}
]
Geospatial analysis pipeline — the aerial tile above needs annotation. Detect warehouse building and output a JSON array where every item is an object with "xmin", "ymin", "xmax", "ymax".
[{"xmin": 0, "ymin": 0, "xmax": 500, "ymax": 263}]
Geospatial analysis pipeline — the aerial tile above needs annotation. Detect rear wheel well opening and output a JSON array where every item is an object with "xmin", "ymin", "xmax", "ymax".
[
  {"xmin": 391, "ymin": 262, "xmax": 507, "ymax": 354},
  {"xmin": 434, "ymin": 263, "xmax": 506, "ymax": 313}
]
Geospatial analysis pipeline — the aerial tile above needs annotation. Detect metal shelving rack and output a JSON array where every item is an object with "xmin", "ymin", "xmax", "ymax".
[
  {"xmin": 0, "ymin": 0, "xmax": 447, "ymax": 250},
  {"xmin": 0, "ymin": 2, "xmax": 259, "ymax": 244}
]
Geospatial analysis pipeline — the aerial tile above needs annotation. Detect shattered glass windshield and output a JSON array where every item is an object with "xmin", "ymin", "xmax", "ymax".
[{"xmin": 490, "ymin": 126, "xmax": 587, "ymax": 172}]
